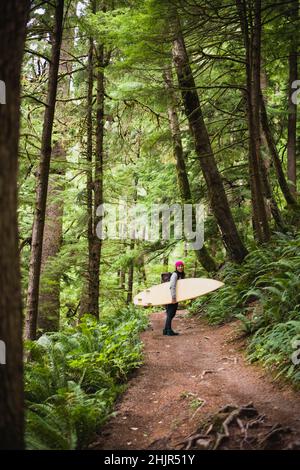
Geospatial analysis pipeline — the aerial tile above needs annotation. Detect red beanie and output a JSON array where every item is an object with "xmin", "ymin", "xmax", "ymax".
[{"xmin": 175, "ymin": 260, "xmax": 184, "ymax": 267}]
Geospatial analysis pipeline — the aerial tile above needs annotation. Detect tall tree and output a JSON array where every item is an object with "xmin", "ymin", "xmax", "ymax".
[
  {"xmin": 87, "ymin": 40, "xmax": 105, "ymax": 318},
  {"xmin": 258, "ymin": 62, "xmax": 285, "ymax": 230},
  {"xmin": 172, "ymin": 16, "xmax": 248, "ymax": 262},
  {"xmin": 259, "ymin": 147, "xmax": 286, "ymax": 231},
  {"xmin": 25, "ymin": 0, "xmax": 64, "ymax": 340},
  {"xmin": 236, "ymin": 0, "xmax": 270, "ymax": 243},
  {"xmin": 287, "ymin": 0, "xmax": 298, "ymax": 194},
  {"xmin": 126, "ymin": 240, "xmax": 135, "ymax": 304},
  {"xmin": 80, "ymin": 29, "xmax": 95, "ymax": 318},
  {"xmin": 260, "ymin": 91, "xmax": 298, "ymax": 207},
  {"xmin": 37, "ymin": 20, "xmax": 73, "ymax": 334},
  {"xmin": 0, "ymin": 0, "xmax": 30, "ymax": 450},
  {"xmin": 119, "ymin": 268, "xmax": 126, "ymax": 290},
  {"xmin": 163, "ymin": 66, "xmax": 217, "ymax": 272}
]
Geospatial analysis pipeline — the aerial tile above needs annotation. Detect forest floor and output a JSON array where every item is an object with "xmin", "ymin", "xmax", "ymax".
[{"xmin": 92, "ymin": 310, "xmax": 300, "ymax": 450}]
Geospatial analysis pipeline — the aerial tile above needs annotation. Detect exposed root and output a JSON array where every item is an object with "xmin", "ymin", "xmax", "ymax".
[
  {"xmin": 177, "ymin": 402, "xmax": 294, "ymax": 450},
  {"xmin": 200, "ymin": 370, "xmax": 215, "ymax": 380}
]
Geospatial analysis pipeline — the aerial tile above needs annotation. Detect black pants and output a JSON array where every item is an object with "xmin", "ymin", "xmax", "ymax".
[{"xmin": 164, "ymin": 303, "xmax": 178, "ymax": 331}]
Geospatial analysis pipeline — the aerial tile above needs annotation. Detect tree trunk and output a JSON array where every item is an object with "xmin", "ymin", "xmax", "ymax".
[
  {"xmin": 163, "ymin": 254, "xmax": 169, "ymax": 267},
  {"xmin": 127, "ymin": 241, "xmax": 135, "ymax": 304},
  {"xmin": 38, "ymin": 24, "xmax": 72, "ymax": 335},
  {"xmin": 287, "ymin": 0, "xmax": 298, "ymax": 194},
  {"xmin": 37, "ymin": 143, "xmax": 65, "ymax": 334},
  {"xmin": 0, "ymin": 0, "xmax": 30, "ymax": 450},
  {"xmin": 259, "ymin": 65, "xmax": 285, "ymax": 230},
  {"xmin": 236, "ymin": 0, "xmax": 270, "ymax": 243},
  {"xmin": 79, "ymin": 30, "xmax": 94, "ymax": 318},
  {"xmin": 88, "ymin": 43, "xmax": 104, "ymax": 318},
  {"xmin": 251, "ymin": 0, "xmax": 270, "ymax": 242},
  {"xmin": 259, "ymin": 154, "xmax": 286, "ymax": 231},
  {"xmin": 172, "ymin": 19, "xmax": 247, "ymax": 262},
  {"xmin": 120, "ymin": 269, "xmax": 126, "ymax": 290},
  {"xmin": 141, "ymin": 261, "xmax": 147, "ymax": 283},
  {"xmin": 25, "ymin": 0, "xmax": 64, "ymax": 340},
  {"xmin": 260, "ymin": 92, "xmax": 297, "ymax": 206},
  {"xmin": 164, "ymin": 66, "xmax": 217, "ymax": 273}
]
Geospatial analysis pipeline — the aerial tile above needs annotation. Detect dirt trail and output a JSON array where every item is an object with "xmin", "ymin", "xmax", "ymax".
[{"xmin": 93, "ymin": 310, "xmax": 300, "ymax": 450}]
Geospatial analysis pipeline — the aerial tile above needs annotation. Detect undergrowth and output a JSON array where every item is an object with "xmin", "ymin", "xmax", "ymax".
[
  {"xmin": 25, "ymin": 305, "xmax": 149, "ymax": 449},
  {"xmin": 189, "ymin": 232, "xmax": 300, "ymax": 387}
]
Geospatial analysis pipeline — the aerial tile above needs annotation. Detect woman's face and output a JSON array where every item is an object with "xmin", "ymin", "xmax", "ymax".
[{"xmin": 177, "ymin": 264, "xmax": 184, "ymax": 272}]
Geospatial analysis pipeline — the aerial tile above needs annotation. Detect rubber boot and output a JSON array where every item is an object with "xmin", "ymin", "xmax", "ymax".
[
  {"xmin": 169, "ymin": 329, "xmax": 179, "ymax": 336},
  {"xmin": 163, "ymin": 329, "xmax": 179, "ymax": 336}
]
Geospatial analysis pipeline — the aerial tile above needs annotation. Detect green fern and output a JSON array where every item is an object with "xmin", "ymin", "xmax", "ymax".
[
  {"xmin": 25, "ymin": 305, "xmax": 149, "ymax": 449},
  {"xmin": 189, "ymin": 232, "xmax": 300, "ymax": 385}
]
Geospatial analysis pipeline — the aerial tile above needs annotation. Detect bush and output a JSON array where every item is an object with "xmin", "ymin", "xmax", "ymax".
[
  {"xmin": 25, "ymin": 305, "xmax": 149, "ymax": 449},
  {"xmin": 188, "ymin": 232, "xmax": 300, "ymax": 385},
  {"xmin": 247, "ymin": 321, "xmax": 300, "ymax": 387}
]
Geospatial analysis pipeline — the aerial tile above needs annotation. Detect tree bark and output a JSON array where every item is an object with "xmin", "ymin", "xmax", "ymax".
[
  {"xmin": 119, "ymin": 269, "xmax": 126, "ymax": 290},
  {"xmin": 163, "ymin": 254, "xmax": 169, "ymax": 267},
  {"xmin": 79, "ymin": 33, "xmax": 94, "ymax": 318},
  {"xmin": 252, "ymin": 0, "xmax": 270, "ymax": 241},
  {"xmin": 25, "ymin": 0, "xmax": 64, "ymax": 340},
  {"xmin": 38, "ymin": 23, "xmax": 72, "ymax": 335},
  {"xmin": 126, "ymin": 241, "xmax": 135, "ymax": 304},
  {"xmin": 260, "ymin": 91, "xmax": 298, "ymax": 206},
  {"xmin": 172, "ymin": 19, "xmax": 247, "ymax": 262},
  {"xmin": 141, "ymin": 260, "xmax": 147, "ymax": 283},
  {"xmin": 287, "ymin": 0, "xmax": 298, "ymax": 194},
  {"xmin": 163, "ymin": 66, "xmax": 217, "ymax": 272},
  {"xmin": 259, "ymin": 66, "xmax": 285, "ymax": 230},
  {"xmin": 0, "ymin": 0, "xmax": 30, "ymax": 450},
  {"xmin": 259, "ymin": 153, "xmax": 286, "ymax": 231},
  {"xmin": 37, "ymin": 142, "xmax": 65, "ymax": 334},
  {"xmin": 236, "ymin": 0, "xmax": 270, "ymax": 243},
  {"xmin": 88, "ymin": 42, "xmax": 104, "ymax": 318}
]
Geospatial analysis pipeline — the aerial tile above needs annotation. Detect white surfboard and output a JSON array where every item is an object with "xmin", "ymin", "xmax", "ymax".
[{"xmin": 133, "ymin": 278, "xmax": 224, "ymax": 307}]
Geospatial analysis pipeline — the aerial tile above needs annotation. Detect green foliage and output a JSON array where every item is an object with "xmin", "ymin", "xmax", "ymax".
[
  {"xmin": 190, "ymin": 233, "xmax": 300, "ymax": 324},
  {"xmin": 25, "ymin": 306, "xmax": 149, "ymax": 449},
  {"xmin": 188, "ymin": 259, "xmax": 254, "ymax": 324},
  {"xmin": 189, "ymin": 232, "xmax": 300, "ymax": 385},
  {"xmin": 20, "ymin": 0, "xmax": 300, "ymax": 450},
  {"xmin": 26, "ymin": 385, "xmax": 111, "ymax": 450},
  {"xmin": 248, "ymin": 321, "xmax": 300, "ymax": 387}
]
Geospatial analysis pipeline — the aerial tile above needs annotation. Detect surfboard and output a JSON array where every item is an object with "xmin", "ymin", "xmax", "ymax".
[{"xmin": 133, "ymin": 278, "xmax": 224, "ymax": 307}]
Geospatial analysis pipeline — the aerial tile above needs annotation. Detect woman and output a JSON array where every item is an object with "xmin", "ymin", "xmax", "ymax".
[{"xmin": 163, "ymin": 260, "xmax": 185, "ymax": 336}]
